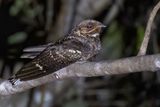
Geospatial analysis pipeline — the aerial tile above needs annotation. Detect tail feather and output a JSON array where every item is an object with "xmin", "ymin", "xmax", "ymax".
[
  {"xmin": 18, "ymin": 69, "xmax": 46, "ymax": 81},
  {"xmin": 21, "ymin": 43, "xmax": 53, "ymax": 59},
  {"xmin": 16, "ymin": 68, "xmax": 40, "ymax": 78},
  {"xmin": 23, "ymin": 47, "xmax": 45, "ymax": 52},
  {"xmin": 8, "ymin": 77, "xmax": 21, "ymax": 85},
  {"xmin": 8, "ymin": 62, "xmax": 47, "ymax": 85},
  {"xmin": 20, "ymin": 53, "xmax": 39, "ymax": 59},
  {"xmin": 23, "ymin": 43, "xmax": 53, "ymax": 52}
]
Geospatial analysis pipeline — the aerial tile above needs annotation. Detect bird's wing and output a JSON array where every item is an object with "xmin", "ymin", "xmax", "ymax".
[
  {"xmin": 21, "ymin": 43, "xmax": 54, "ymax": 59},
  {"xmin": 21, "ymin": 36, "xmax": 67, "ymax": 59},
  {"xmin": 9, "ymin": 46, "xmax": 82, "ymax": 85}
]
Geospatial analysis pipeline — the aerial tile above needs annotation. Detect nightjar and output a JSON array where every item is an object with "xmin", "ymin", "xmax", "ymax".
[{"xmin": 9, "ymin": 20, "xmax": 106, "ymax": 85}]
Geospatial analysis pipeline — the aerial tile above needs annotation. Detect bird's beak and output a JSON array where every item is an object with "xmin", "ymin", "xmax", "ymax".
[
  {"xmin": 97, "ymin": 24, "xmax": 106, "ymax": 31},
  {"xmin": 99, "ymin": 24, "xmax": 106, "ymax": 28},
  {"xmin": 97, "ymin": 24, "xmax": 106, "ymax": 32}
]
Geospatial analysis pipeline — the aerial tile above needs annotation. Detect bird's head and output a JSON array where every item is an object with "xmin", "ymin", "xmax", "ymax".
[{"xmin": 73, "ymin": 20, "xmax": 106, "ymax": 38}]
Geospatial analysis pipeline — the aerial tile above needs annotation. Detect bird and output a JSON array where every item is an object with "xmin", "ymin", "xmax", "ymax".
[{"xmin": 9, "ymin": 20, "xmax": 106, "ymax": 85}]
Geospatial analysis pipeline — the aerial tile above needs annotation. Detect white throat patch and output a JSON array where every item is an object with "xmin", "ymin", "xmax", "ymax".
[{"xmin": 91, "ymin": 33, "xmax": 99, "ymax": 37}]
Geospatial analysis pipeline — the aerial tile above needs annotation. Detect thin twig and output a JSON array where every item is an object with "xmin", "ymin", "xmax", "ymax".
[
  {"xmin": 138, "ymin": 1, "xmax": 160, "ymax": 56},
  {"xmin": 0, "ymin": 54, "xmax": 160, "ymax": 95}
]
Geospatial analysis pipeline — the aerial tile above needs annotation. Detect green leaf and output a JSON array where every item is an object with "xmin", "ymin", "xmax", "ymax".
[{"xmin": 8, "ymin": 32, "xmax": 27, "ymax": 45}]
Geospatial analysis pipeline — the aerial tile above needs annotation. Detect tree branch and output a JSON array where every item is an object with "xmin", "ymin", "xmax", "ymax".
[
  {"xmin": 138, "ymin": 1, "xmax": 160, "ymax": 55},
  {"xmin": 1, "ymin": 54, "xmax": 160, "ymax": 95}
]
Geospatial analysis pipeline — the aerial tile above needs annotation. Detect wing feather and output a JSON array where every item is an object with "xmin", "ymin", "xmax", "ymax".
[
  {"xmin": 9, "ymin": 46, "xmax": 82, "ymax": 85},
  {"xmin": 21, "ymin": 43, "xmax": 54, "ymax": 59}
]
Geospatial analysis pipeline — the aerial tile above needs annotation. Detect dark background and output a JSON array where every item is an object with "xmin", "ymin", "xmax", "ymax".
[{"xmin": 0, "ymin": 0, "xmax": 160, "ymax": 107}]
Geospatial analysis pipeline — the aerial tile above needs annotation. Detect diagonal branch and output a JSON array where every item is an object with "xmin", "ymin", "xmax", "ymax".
[
  {"xmin": 1, "ymin": 54, "xmax": 160, "ymax": 95},
  {"xmin": 138, "ymin": 1, "xmax": 160, "ymax": 56}
]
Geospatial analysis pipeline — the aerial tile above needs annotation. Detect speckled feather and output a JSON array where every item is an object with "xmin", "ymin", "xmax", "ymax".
[{"xmin": 9, "ymin": 20, "xmax": 105, "ymax": 85}]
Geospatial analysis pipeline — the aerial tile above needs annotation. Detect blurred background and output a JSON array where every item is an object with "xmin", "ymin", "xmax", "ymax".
[{"xmin": 0, "ymin": 0, "xmax": 160, "ymax": 107}]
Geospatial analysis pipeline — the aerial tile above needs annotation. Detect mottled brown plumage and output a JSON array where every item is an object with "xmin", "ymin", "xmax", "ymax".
[{"xmin": 9, "ymin": 20, "xmax": 106, "ymax": 85}]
